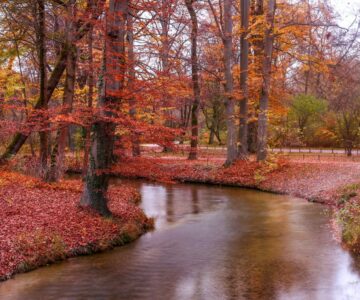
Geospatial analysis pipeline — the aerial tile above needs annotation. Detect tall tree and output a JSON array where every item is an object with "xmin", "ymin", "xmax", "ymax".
[
  {"xmin": 223, "ymin": 0, "xmax": 237, "ymax": 165},
  {"xmin": 257, "ymin": 0, "xmax": 276, "ymax": 161},
  {"xmin": 47, "ymin": 0, "xmax": 77, "ymax": 182},
  {"xmin": 247, "ymin": 0, "xmax": 264, "ymax": 154},
  {"xmin": 80, "ymin": 0, "xmax": 128, "ymax": 216},
  {"xmin": 185, "ymin": 0, "xmax": 200, "ymax": 160},
  {"xmin": 208, "ymin": 0, "xmax": 237, "ymax": 165},
  {"xmin": 127, "ymin": 4, "xmax": 141, "ymax": 157},
  {"xmin": 35, "ymin": 0, "xmax": 48, "ymax": 173},
  {"xmin": 83, "ymin": 28, "xmax": 95, "ymax": 176},
  {"xmin": 238, "ymin": 0, "xmax": 250, "ymax": 158}
]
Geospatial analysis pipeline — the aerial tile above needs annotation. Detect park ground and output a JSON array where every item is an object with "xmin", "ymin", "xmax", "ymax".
[{"xmin": 0, "ymin": 170, "xmax": 153, "ymax": 281}]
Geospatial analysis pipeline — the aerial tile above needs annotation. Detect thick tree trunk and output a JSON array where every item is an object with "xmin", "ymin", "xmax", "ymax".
[
  {"xmin": 257, "ymin": 0, "xmax": 276, "ymax": 161},
  {"xmin": 185, "ymin": 0, "xmax": 200, "ymax": 160},
  {"xmin": 223, "ymin": 0, "xmax": 237, "ymax": 166},
  {"xmin": 81, "ymin": 0, "xmax": 128, "ymax": 216},
  {"xmin": 238, "ymin": 0, "xmax": 250, "ymax": 158},
  {"xmin": 0, "ymin": 0, "xmax": 106, "ymax": 164}
]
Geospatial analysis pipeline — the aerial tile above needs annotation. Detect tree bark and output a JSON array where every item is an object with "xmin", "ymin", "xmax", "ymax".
[
  {"xmin": 257, "ymin": 0, "xmax": 276, "ymax": 161},
  {"xmin": 185, "ymin": 0, "xmax": 200, "ymax": 160},
  {"xmin": 36, "ymin": 0, "xmax": 49, "ymax": 173},
  {"xmin": 238, "ymin": 0, "xmax": 250, "ymax": 158},
  {"xmin": 127, "ymin": 6, "xmax": 141, "ymax": 157},
  {"xmin": 83, "ymin": 29, "xmax": 94, "ymax": 176},
  {"xmin": 223, "ymin": 0, "xmax": 237, "ymax": 166},
  {"xmin": 247, "ymin": 0, "xmax": 263, "ymax": 154},
  {"xmin": 81, "ymin": 0, "xmax": 128, "ymax": 216},
  {"xmin": 47, "ymin": 0, "xmax": 77, "ymax": 182}
]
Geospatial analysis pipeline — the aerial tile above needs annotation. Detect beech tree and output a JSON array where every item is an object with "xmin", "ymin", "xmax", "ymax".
[
  {"xmin": 208, "ymin": 0, "xmax": 237, "ymax": 165},
  {"xmin": 257, "ymin": 0, "xmax": 276, "ymax": 161},
  {"xmin": 80, "ymin": 0, "xmax": 128, "ymax": 216},
  {"xmin": 185, "ymin": 0, "xmax": 200, "ymax": 160},
  {"xmin": 238, "ymin": 0, "xmax": 250, "ymax": 158}
]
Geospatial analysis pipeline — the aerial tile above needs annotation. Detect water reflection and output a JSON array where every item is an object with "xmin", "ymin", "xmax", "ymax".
[{"xmin": 1, "ymin": 182, "xmax": 360, "ymax": 300}]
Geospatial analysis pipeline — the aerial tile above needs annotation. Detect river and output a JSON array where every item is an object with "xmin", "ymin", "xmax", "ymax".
[{"xmin": 1, "ymin": 180, "xmax": 360, "ymax": 299}]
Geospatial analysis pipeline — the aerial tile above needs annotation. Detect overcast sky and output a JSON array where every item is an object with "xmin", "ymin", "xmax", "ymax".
[{"xmin": 332, "ymin": 0, "xmax": 360, "ymax": 27}]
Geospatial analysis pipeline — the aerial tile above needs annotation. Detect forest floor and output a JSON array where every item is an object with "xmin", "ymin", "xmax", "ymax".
[
  {"xmin": 0, "ymin": 170, "xmax": 153, "ymax": 282},
  {"xmin": 92, "ymin": 155, "xmax": 360, "ymax": 207}
]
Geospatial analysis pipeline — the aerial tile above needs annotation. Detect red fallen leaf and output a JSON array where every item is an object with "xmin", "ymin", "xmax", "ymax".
[{"xmin": 0, "ymin": 170, "xmax": 151, "ymax": 281}]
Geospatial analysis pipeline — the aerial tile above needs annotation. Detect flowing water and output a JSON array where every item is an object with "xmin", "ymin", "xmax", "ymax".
[{"xmin": 1, "ymin": 180, "xmax": 360, "ymax": 300}]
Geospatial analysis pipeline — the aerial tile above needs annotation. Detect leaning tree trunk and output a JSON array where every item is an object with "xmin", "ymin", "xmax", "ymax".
[
  {"xmin": 238, "ymin": 0, "xmax": 250, "ymax": 158},
  {"xmin": 80, "ymin": 0, "xmax": 128, "ymax": 216},
  {"xmin": 0, "ymin": 0, "xmax": 106, "ymax": 164},
  {"xmin": 223, "ymin": 0, "xmax": 237, "ymax": 166},
  {"xmin": 48, "ymin": 52, "xmax": 77, "ymax": 181},
  {"xmin": 185, "ymin": 0, "xmax": 201, "ymax": 160},
  {"xmin": 47, "ymin": 0, "xmax": 77, "ymax": 182},
  {"xmin": 257, "ymin": 0, "xmax": 276, "ymax": 161}
]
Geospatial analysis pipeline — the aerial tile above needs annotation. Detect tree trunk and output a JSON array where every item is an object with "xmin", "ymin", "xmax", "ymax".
[
  {"xmin": 185, "ymin": 0, "xmax": 200, "ymax": 160},
  {"xmin": 48, "ymin": 1, "xmax": 77, "ymax": 182},
  {"xmin": 159, "ymin": 0, "xmax": 173, "ymax": 152},
  {"xmin": 81, "ymin": 0, "xmax": 128, "ymax": 216},
  {"xmin": 209, "ymin": 125, "xmax": 215, "ymax": 144},
  {"xmin": 36, "ymin": 0, "xmax": 48, "ymax": 174},
  {"xmin": 257, "ymin": 0, "xmax": 276, "ymax": 161},
  {"xmin": 127, "ymin": 7, "xmax": 141, "ymax": 157},
  {"xmin": 247, "ymin": 0, "xmax": 263, "ymax": 155},
  {"xmin": 0, "ymin": 0, "xmax": 106, "ymax": 164},
  {"xmin": 238, "ymin": 0, "xmax": 250, "ymax": 158},
  {"xmin": 83, "ymin": 29, "xmax": 94, "ymax": 176},
  {"xmin": 223, "ymin": 0, "xmax": 237, "ymax": 166},
  {"xmin": 48, "ymin": 53, "xmax": 77, "ymax": 181}
]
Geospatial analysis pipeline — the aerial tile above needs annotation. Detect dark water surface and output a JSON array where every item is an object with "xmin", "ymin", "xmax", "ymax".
[{"xmin": 1, "ymin": 180, "xmax": 360, "ymax": 300}]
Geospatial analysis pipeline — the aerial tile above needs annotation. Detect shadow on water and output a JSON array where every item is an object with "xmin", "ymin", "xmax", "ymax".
[{"xmin": 1, "ymin": 180, "xmax": 360, "ymax": 300}]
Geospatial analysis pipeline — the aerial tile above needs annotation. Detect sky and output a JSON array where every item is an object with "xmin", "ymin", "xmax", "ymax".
[{"xmin": 332, "ymin": 0, "xmax": 360, "ymax": 27}]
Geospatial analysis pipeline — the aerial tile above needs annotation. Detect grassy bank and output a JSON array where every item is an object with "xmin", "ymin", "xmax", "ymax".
[{"xmin": 0, "ymin": 171, "xmax": 153, "ymax": 282}]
